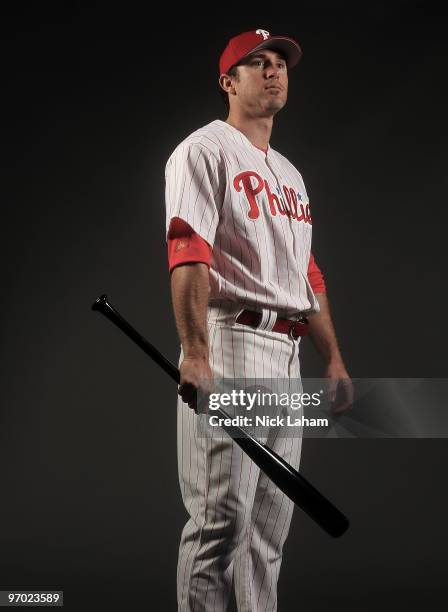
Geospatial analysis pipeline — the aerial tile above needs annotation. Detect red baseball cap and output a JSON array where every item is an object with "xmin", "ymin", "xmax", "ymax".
[{"xmin": 219, "ymin": 29, "xmax": 302, "ymax": 75}]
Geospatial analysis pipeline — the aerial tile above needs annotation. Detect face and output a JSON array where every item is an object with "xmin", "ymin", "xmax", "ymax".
[{"xmin": 225, "ymin": 49, "xmax": 288, "ymax": 117}]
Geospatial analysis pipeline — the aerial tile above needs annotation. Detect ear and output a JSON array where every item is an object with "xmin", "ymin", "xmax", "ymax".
[{"xmin": 219, "ymin": 74, "xmax": 236, "ymax": 95}]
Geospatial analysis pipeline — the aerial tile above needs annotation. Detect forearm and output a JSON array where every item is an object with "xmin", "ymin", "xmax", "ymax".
[
  {"xmin": 170, "ymin": 263, "xmax": 210, "ymax": 359},
  {"xmin": 307, "ymin": 293, "xmax": 344, "ymax": 366}
]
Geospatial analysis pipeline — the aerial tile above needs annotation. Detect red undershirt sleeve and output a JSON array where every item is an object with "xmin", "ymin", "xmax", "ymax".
[
  {"xmin": 167, "ymin": 217, "xmax": 212, "ymax": 274},
  {"xmin": 307, "ymin": 253, "xmax": 327, "ymax": 293}
]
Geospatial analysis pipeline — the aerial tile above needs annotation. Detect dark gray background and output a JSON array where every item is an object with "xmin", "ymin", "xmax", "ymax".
[{"xmin": 1, "ymin": 4, "xmax": 447, "ymax": 611}]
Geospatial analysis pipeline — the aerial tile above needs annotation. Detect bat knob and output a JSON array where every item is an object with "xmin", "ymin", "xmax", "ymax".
[{"xmin": 92, "ymin": 294, "xmax": 108, "ymax": 312}]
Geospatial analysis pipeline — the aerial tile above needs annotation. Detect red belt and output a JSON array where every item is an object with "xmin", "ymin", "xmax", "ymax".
[{"xmin": 235, "ymin": 309, "xmax": 309, "ymax": 338}]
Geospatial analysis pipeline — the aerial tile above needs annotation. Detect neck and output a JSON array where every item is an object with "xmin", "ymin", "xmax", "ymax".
[{"xmin": 225, "ymin": 110, "xmax": 273, "ymax": 150}]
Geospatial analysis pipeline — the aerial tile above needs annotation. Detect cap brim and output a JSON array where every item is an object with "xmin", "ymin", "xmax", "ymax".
[{"xmin": 244, "ymin": 36, "xmax": 302, "ymax": 69}]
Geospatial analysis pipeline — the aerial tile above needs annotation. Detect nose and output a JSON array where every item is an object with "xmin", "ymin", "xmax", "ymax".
[{"xmin": 265, "ymin": 65, "xmax": 281, "ymax": 79}]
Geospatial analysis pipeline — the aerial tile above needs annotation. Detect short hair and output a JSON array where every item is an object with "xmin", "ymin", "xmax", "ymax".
[{"xmin": 219, "ymin": 65, "xmax": 239, "ymax": 111}]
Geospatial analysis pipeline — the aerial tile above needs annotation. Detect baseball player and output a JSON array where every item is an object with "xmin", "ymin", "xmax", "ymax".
[{"xmin": 165, "ymin": 29, "xmax": 352, "ymax": 612}]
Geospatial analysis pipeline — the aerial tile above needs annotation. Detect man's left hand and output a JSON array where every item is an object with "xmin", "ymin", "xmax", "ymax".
[{"xmin": 325, "ymin": 361, "xmax": 354, "ymax": 415}]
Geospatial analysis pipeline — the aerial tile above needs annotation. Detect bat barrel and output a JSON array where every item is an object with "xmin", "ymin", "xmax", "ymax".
[{"xmin": 220, "ymin": 417, "xmax": 349, "ymax": 538}]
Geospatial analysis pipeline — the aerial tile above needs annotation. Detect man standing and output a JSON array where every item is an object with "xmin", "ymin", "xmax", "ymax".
[{"xmin": 165, "ymin": 29, "xmax": 352, "ymax": 612}]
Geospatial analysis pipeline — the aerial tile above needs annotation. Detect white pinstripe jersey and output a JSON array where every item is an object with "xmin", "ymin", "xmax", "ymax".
[{"xmin": 165, "ymin": 119, "xmax": 320, "ymax": 317}]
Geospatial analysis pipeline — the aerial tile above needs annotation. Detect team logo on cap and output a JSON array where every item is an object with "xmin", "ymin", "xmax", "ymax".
[{"xmin": 256, "ymin": 29, "xmax": 270, "ymax": 40}]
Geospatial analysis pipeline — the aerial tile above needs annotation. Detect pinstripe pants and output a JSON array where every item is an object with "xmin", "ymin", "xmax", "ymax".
[{"xmin": 177, "ymin": 304, "xmax": 303, "ymax": 612}]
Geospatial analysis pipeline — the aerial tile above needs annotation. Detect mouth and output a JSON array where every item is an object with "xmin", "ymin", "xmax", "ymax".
[{"xmin": 265, "ymin": 85, "xmax": 283, "ymax": 92}]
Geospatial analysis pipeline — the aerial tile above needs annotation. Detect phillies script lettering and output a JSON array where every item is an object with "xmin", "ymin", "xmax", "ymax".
[{"xmin": 233, "ymin": 171, "xmax": 312, "ymax": 224}]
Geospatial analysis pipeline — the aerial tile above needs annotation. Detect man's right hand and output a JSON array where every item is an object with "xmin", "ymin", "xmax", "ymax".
[{"xmin": 179, "ymin": 356, "xmax": 214, "ymax": 411}]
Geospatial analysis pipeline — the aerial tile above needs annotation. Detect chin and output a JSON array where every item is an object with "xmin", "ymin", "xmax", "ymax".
[{"xmin": 265, "ymin": 100, "xmax": 286, "ymax": 115}]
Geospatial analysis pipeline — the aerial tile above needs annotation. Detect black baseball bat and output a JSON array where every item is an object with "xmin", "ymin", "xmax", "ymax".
[{"xmin": 92, "ymin": 294, "xmax": 349, "ymax": 538}]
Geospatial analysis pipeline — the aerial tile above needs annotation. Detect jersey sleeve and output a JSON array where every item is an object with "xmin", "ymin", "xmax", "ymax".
[
  {"xmin": 167, "ymin": 218, "xmax": 212, "ymax": 273},
  {"xmin": 307, "ymin": 253, "xmax": 327, "ymax": 293},
  {"xmin": 165, "ymin": 142, "xmax": 223, "ymax": 247}
]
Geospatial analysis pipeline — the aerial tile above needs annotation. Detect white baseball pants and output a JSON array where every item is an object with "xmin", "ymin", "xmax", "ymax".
[{"xmin": 177, "ymin": 303, "xmax": 303, "ymax": 612}]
